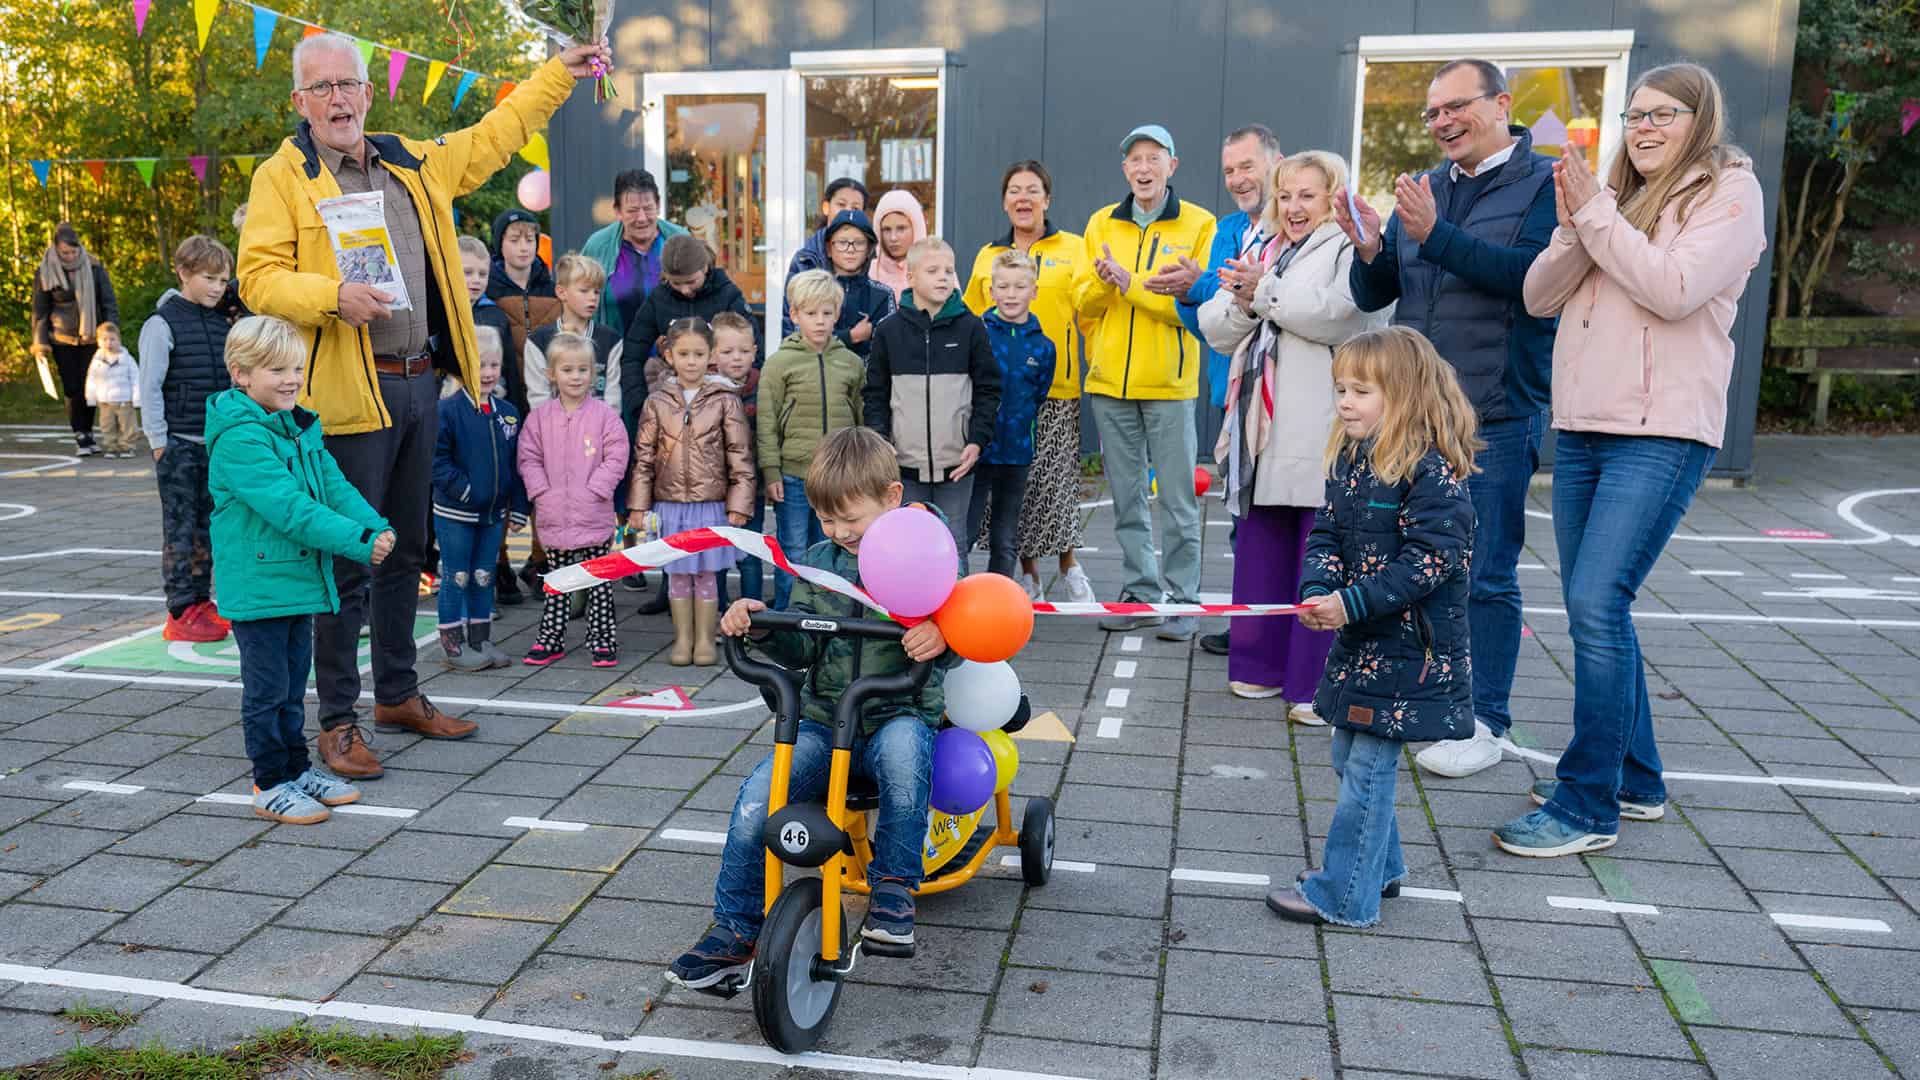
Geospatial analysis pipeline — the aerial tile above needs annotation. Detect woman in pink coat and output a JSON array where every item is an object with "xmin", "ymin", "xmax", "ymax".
[{"xmin": 1494, "ymin": 63, "xmax": 1766, "ymax": 858}]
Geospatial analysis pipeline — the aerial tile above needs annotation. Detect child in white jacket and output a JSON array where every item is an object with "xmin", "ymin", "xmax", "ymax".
[{"xmin": 84, "ymin": 322, "xmax": 141, "ymax": 458}]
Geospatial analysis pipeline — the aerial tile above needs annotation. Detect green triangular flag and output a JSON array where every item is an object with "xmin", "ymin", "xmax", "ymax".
[
  {"xmin": 133, "ymin": 158, "xmax": 159, "ymax": 187},
  {"xmin": 355, "ymin": 38, "xmax": 377, "ymax": 70}
]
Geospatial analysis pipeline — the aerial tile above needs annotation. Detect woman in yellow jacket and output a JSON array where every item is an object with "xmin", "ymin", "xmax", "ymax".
[{"xmin": 962, "ymin": 160, "xmax": 1097, "ymax": 604}]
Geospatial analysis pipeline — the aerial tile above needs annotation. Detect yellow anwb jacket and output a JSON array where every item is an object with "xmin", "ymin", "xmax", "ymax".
[
  {"xmin": 237, "ymin": 58, "xmax": 575, "ymax": 436},
  {"xmin": 1072, "ymin": 192, "xmax": 1215, "ymax": 401}
]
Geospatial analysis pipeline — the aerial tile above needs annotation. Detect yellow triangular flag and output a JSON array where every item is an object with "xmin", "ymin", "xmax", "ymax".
[
  {"xmin": 193, "ymin": 0, "xmax": 218, "ymax": 50},
  {"xmin": 517, "ymin": 131, "xmax": 550, "ymax": 172},
  {"xmin": 423, "ymin": 59, "xmax": 448, "ymax": 104},
  {"xmin": 232, "ymin": 155, "xmax": 256, "ymax": 178},
  {"xmin": 1010, "ymin": 710, "xmax": 1075, "ymax": 743}
]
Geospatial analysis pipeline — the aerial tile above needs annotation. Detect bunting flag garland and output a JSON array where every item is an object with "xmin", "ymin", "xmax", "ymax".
[
  {"xmin": 133, "ymin": 0, "xmax": 151, "ymax": 35},
  {"xmin": 1902, "ymin": 99, "xmax": 1920, "ymax": 138},
  {"xmin": 517, "ymin": 130, "xmax": 549, "ymax": 171},
  {"xmin": 232, "ymin": 155, "xmax": 256, "ymax": 178},
  {"xmin": 302, "ymin": 23, "xmax": 323, "ymax": 39},
  {"xmin": 192, "ymin": 0, "xmax": 219, "ymax": 50},
  {"xmin": 188, "ymin": 155, "xmax": 210, "ymax": 185},
  {"xmin": 423, "ymin": 58, "xmax": 448, "ymax": 104},
  {"xmin": 30, "ymin": 161, "xmax": 51, "ymax": 187},
  {"xmin": 252, "ymin": 5, "xmax": 277, "ymax": 68},
  {"xmin": 133, "ymin": 159, "xmax": 159, "ymax": 187},
  {"xmin": 23, "ymin": 152, "xmax": 274, "ymax": 191},
  {"xmin": 353, "ymin": 37, "xmax": 377, "ymax": 70},
  {"xmin": 494, "ymin": 81, "xmax": 517, "ymax": 107},
  {"xmin": 387, "ymin": 51, "xmax": 409, "ymax": 99},
  {"xmin": 85, "ymin": 161, "xmax": 107, "ymax": 186},
  {"xmin": 452, "ymin": 70, "xmax": 480, "ymax": 110}
]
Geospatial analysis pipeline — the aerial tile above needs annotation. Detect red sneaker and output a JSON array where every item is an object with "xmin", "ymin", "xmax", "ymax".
[
  {"xmin": 162, "ymin": 606, "xmax": 224, "ymax": 643},
  {"xmin": 202, "ymin": 601, "xmax": 233, "ymax": 632},
  {"xmin": 188, "ymin": 601, "xmax": 230, "ymax": 641}
]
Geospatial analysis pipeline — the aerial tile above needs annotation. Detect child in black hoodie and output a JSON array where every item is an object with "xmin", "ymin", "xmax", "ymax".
[
  {"xmin": 620, "ymin": 234, "xmax": 757, "ymax": 430},
  {"xmin": 485, "ymin": 209, "xmax": 560, "ymax": 386}
]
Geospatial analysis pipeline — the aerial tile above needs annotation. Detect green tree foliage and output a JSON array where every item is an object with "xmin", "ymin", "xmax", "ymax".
[{"xmin": 0, "ymin": 0, "xmax": 539, "ymax": 376}]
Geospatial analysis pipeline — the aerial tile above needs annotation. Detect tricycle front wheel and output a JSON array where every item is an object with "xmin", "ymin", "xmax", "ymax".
[{"xmin": 751, "ymin": 876, "xmax": 847, "ymax": 1053}]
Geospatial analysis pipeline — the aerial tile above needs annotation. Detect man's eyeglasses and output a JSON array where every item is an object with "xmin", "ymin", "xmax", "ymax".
[
  {"xmin": 298, "ymin": 79, "xmax": 368, "ymax": 99},
  {"xmin": 1621, "ymin": 106, "xmax": 1695, "ymax": 128},
  {"xmin": 1421, "ymin": 92, "xmax": 1497, "ymax": 126},
  {"xmin": 830, "ymin": 238, "xmax": 869, "ymax": 252}
]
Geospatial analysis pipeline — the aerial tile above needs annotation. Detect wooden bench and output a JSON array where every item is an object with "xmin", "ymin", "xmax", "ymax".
[{"xmin": 1769, "ymin": 317, "xmax": 1920, "ymax": 427}]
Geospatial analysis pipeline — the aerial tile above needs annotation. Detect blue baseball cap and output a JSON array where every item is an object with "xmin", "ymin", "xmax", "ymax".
[{"xmin": 1120, "ymin": 124, "xmax": 1176, "ymax": 157}]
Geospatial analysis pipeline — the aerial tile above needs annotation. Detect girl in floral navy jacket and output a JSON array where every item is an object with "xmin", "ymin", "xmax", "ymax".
[{"xmin": 1267, "ymin": 326, "xmax": 1480, "ymax": 929}]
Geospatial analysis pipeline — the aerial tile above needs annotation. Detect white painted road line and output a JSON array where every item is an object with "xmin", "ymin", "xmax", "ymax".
[
  {"xmin": 0, "ymin": 962, "xmax": 1108, "ymax": 1080},
  {"xmin": 503, "ymin": 816, "xmax": 589, "ymax": 832},
  {"xmin": 0, "ymin": 590, "xmax": 166, "ymax": 603},
  {"xmin": 1096, "ymin": 716, "xmax": 1124, "ymax": 739},
  {"xmin": 1400, "ymin": 887, "xmax": 1465, "ymax": 903},
  {"xmin": 1170, "ymin": 868, "xmax": 1268, "ymax": 886},
  {"xmin": 1521, "ymin": 605, "xmax": 1920, "ymax": 631},
  {"xmin": 189, "ymin": 791, "xmax": 416, "ymax": 818},
  {"xmin": 1517, "ymin": 562, "xmax": 1548, "ymax": 570},
  {"xmin": 1548, "ymin": 896, "xmax": 1660, "ymax": 916},
  {"xmin": 1113, "ymin": 660, "xmax": 1137, "ymax": 679},
  {"xmin": 1791, "ymin": 572, "xmax": 1848, "ymax": 580},
  {"xmin": 1000, "ymin": 855, "xmax": 1095, "ymax": 873},
  {"xmin": 1895, "ymin": 576, "xmax": 1920, "ymax": 584},
  {"xmin": 29, "ymin": 624, "xmax": 168, "ymax": 672},
  {"xmin": 62, "ymin": 779, "xmax": 144, "ymax": 794},
  {"xmin": 1769, "ymin": 912, "xmax": 1892, "ymax": 934},
  {"xmin": 196, "ymin": 792, "xmax": 253, "ymax": 806},
  {"xmin": 1496, "ymin": 737, "xmax": 1920, "ymax": 797},
  {"xmin": 0, "ymin": 546, "xmax": 161, "ymax": 560},
  {"xmin": 1120, "ymin": 635, "xmax": 1142, "ymax": 653},
  {"xmin": 657, "ymin": 828, "xmax": 728, "ymax": 845},
  {"xmin": 1690, "ymin": 569, "xmax": 1744, "ymax": 577},
  {"xmin": 1105, "ymin": 688, "xmax": 1130, "ymax": 709}
]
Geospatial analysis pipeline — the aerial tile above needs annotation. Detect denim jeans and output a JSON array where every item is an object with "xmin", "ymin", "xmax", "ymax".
[
  {"xmin": 902, "ymin": 475, "xmax": 977, "ymax": 571},
  {"xmin": 721, "ymin": 490, "xmax": 767, "ymax": 607},
  {"xmin": 711, "ymin": 715, "xmax": 935, "ymax": 940},
  {"xmin": 232, "ymin": 615, "xmax": 314, "ymax": 790},
  {"xmin": 1299, "ymin": 727, "xmax": 1405, "ymax": 927},
  {"xmin": 772, "ymin": 474, "xmax": 825, "ymax": 610},
  {"xmin": 1466, "ymin": 412, "xmax": 1547, "ymax": 736},
  {"xmin": 1088, "ymin": 395, "xmax": 1201, "ymax": 603},
  {"xmin": 1545, "ymin": 432, "xmax": 1715, "ymax": 835},
  {"xmin": 963, "ymin": 463, "xmax": 1029, "ymax": 579},
  {"xmin": 433, "ymin": 515, "xmax": 507, "ymax": 626}
]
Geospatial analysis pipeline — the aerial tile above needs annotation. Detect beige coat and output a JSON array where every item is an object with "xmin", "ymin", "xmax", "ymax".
[{"xmin": 1199, "ymin": 221, "xmax": 1388, "ymax": 509}]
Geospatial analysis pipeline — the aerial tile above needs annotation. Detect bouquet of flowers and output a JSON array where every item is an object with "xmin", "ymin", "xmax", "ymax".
[{"xmin": 518, "ymin": 0, "xmax": 617, "ymax": 101}]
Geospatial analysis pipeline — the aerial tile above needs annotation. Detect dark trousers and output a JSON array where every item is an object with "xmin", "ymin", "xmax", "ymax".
[
  {"xmin": 154, "ymin": 438, "xmax": 214, "ymax": 618},
  {"xmin": 963, "ymin": 463, "xmax": 1029, "ymax": 579},
  {"xmin": 315, "ymin": 371, "xmax": 437, "ymax": 729},
  {"xmin": 52, "ymin": 343, "xmax": 95, "ymax": 438},
  {"xmin": 233, "ymin": 614, "xmax": 314, "ymax": 790}
]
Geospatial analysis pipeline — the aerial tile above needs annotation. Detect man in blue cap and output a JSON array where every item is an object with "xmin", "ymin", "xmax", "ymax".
[{"xmin": 1072, "ymin": 124, "xmax": 1216, "ymax": 640}]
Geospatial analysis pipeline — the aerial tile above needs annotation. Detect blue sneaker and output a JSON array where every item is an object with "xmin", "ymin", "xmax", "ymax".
[
  {"xmin": 252, "ymin": 782, "xmax": 329, "ymax": 825},
  {"xmin": 667, "ymin": 926, "xmax": 754, "ymax": 992},
  {"xmin": 861, "ymin": 879, "xmax": 915, "ymax": 946},
  {"xmin": 1493, "ymin": 808, "xmax": 1616, "ymax": 858},
  {"xmin": 292, "ymin": 768, "xmax": 360, "ymax": 807},
  {"xmin": 1529, "ymin": 779, "xmax": 1665, "ymax": 822}
]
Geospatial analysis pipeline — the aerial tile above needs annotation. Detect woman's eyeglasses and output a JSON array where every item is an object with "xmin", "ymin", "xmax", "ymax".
[{"xmin": 1620, "ymin": 106, "xmax": 1695, "ymax": 128}]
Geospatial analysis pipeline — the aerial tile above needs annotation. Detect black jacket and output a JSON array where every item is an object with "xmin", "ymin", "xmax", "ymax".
[
  {"xmin": 620, "ymin": 265, "xmax": 758, "ymax": 413},
  {"xmin": 156, "ymin": 294, "xmax": 233, "ymax": 439},
  {"xmin": 780, "ymin": 209, "xmax": 895, "ymax": 360},
  {"xmin": 864, "ymin": 291, "xmax": 1001, "ymax": 483}
]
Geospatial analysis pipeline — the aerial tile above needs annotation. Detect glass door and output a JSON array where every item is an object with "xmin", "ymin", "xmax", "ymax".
[{"xmin": 642, "ymin": 71, "xmax": 800, "ymax": 350}]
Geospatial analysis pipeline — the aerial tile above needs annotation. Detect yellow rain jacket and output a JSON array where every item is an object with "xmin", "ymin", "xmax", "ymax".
[
  {"xmin": 237, "ymin": 58, "xmax": 575, "ymax": 436},
  {"xmin": 1071, "ymin": 192, "xmax": 1215, "ymax": 401},
  {"xmin": 962, "ymin": 224, "xmax": 1089, "ymax": 400}
]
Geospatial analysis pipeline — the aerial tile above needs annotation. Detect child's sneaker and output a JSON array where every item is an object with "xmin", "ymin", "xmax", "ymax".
[
  {"xmin": 252, "ymin": 782, "xmax": 329, "ymax": 825},
  {"xmin": 591, "ymin": 646, "xmax": 619, "ymax": 668},
  {"xmin": 290, "ymin": 768, "xmax": 360, "ymax": 807},
  {"xmin": 523, "ymin": 644, "xmax": 566, "ymax": 666},
  {"xmin": 1492, "ymin": 808, "xmax": 1617, "ymax": 858},
  {"xmin": 202, "ymin": 602, "xmax": 232, "ymax": 632},
  {"xmin": 861, "ymin": 880, "xmax": 916, "ymax": 946},
  {"xmin": 162, "ymin": 607, "xmax": 224, "ymax": 643},
  {"xmin": 1061, "ymin": 565, "xmax": 1097, "ymax": 605},
  {"xmin": 667, "ymin": 926, "xmax": 755, "ymax": 992}
]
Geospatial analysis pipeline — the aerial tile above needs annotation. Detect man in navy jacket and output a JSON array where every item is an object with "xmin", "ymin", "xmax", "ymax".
[{"xmin": 1336, "ymin": 57, "xmax": 1557, "ymax": 781}]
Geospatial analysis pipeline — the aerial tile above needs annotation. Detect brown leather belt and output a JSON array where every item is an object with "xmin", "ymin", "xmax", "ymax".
[{"xmin": 372, "ymin": 352, "xmax": 433, "ymax": 377}]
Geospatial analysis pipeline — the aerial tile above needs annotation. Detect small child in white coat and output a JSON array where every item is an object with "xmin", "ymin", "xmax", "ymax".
[{"xmin": 84, "ymin": 322, "xmax": 141, "ymax": 458}]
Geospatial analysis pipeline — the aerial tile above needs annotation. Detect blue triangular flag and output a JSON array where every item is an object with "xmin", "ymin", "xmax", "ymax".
[
  {"xmin": 30, "ymin": 160, "xmax": 50, "ymax": 187},
  {"xmin": 452, "ymin": 70, "xmax": 479, "ymax": 111},
  {"xmin": 452, "ymin": 207, "xmax": 462, "ymax": 228},
  {"xmin": 252, "ymin": 6, "xmax": 277, "ymax": 68}
]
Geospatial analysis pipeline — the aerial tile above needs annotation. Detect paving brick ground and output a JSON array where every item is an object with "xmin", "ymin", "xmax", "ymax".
[{"xmin": 1, "ymin": 426, "xmax": 1917, "ymax": 1079}]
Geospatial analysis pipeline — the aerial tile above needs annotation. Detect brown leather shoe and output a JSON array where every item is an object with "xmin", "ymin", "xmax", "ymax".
[
  {"xmin": 1265, "ymin": 885, "xmax": 1327, "ymax": 925},
  {"xmin": 373, "ymin": 695, "xmax": 477, "ymax": 740},
  {"xmin": 317, "ymin": 723, "xmax": 384, "ymax": 780}
]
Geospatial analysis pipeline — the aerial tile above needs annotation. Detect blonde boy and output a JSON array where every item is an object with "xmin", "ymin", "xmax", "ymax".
[{"xmin": 525, "ymin": 253, "xmax": 624, "ymax": 415}]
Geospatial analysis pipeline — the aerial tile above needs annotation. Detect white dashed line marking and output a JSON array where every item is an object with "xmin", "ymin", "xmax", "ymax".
[
  {"xmin": 1171, "ymin": 868, "xmax": 1268, "ymax": 886},
  {"xmin": 62, "ymin": 780, "xmax": 144, "ymax": 794},
  {"xmin": 1105, "ymin": 688, "xmax": 1130, "ymax": 709},
  {"xmin": 1690, "ymin": 569, "xmax": 1744, "ymax": 577},
  {"xmin": 1113, "ymin": 660, "xmax": 1136, "ymax": 679},
  {"xmin": 1517, "ymin": 562, "xmax": 1548, "ymax": 570},
  {"xmin": 1769, "ymin": 912, "xmax": 1892, "ymax": 933},
  {"xmin": 1096, "ymin": 716, "xmax": 1124, "ymax": 739},
  {"xmin": 1791, "ymin": 572, "xmax": 1849, "ymax": 580},
  {"xmin": 1894, "ymin": 576, "xmax": 1920, "ymax": 583},
  {"xmin": 1400, "ymin": 887, "xmax": 1465, "ymax": 903},
  {"xmin": 0, "ymin": 590, "xmax": 166, "ymax": 603},
  {"xmin": 503, "ymin": 816, "xmax": 589, "ymax": 832},
  {"xmin": 1548, "ymin": 896, "xmax": 1660, "ymax": 915},
  {"xmin": 1000, "ymin": 855, "xmax": 1095, "ymax": 873},
  {"xmin": 657, "ymin": 828, "xmax": 727, "ymax": 845},
  {"xmin": 191, "ymin": 791, "xmax": 417, "ymax": 818},
  {"xmin": 1121, "ymin": 636, "xmax": 1142, "ymax": 652}
]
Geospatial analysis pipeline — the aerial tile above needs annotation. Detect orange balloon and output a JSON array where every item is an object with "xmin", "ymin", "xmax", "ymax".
[{"xmin": 931, "ymin": 573, "xmax": 1035, "ymax": 663}]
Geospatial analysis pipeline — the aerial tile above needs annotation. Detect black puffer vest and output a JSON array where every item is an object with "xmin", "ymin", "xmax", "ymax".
[{"xmin": 158, "ymin": 294, "xmax": 232, "ymax": 439}]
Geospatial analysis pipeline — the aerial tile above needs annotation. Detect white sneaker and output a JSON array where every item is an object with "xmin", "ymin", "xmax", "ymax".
[
  {"xmin": 1414, "ymin": 720, "xmax": 1503, "ymax": 778},
  {"xmin": 1022, "ymin": 572, "xmax": 1046, "ymax": 602},
  {"xmin": 1229, "ymin": 681, "xmax": 1284, "ymax": 700},
  {"xmin": 1288, "ymin": 703, "xmax": 1326, "ymax": 726},
  {"xmin": 1061, "ymin": 565, "xmax": 1096, "ymax": 604}
]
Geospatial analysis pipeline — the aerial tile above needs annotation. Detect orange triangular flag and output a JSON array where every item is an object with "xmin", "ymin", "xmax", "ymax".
[
  {"xmin": 85, "ymin": 160, "xmax": 107, "ymax": 186},
  {"xmin": 302, "ymin": 24, "xmax": 324, "ymax": 38},
  {"xmin": 494, "ymin": 81, "xmax": 516, "ymax": 106}
]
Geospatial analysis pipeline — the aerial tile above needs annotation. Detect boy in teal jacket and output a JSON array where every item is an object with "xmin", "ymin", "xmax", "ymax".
[{"xmin": 207, "ymin": 316, "xmax": 395, "ymax": 826}]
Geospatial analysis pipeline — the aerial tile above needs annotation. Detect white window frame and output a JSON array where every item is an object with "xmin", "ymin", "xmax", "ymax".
[
  {"xmin": 1350, "ymin": 31, "xmax": 1636, "ymax": 190},
  {"xmin": 789, "ymin": 48, "xmax": 950, "ymax": 240}
]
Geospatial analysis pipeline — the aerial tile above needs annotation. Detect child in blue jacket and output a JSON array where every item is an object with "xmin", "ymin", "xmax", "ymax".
[
  {"xmin": 432, "ymin": 324, "xmax": 528, "ymax": 671},
  {"xmin": 964, "ymin": 250, "xmax": 1055, "ymax": 578}
]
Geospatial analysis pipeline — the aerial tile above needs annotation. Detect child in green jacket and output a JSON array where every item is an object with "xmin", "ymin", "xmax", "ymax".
[{"xmin": 206, "ymin": 316, "xmax": 394, "ymax": 826}]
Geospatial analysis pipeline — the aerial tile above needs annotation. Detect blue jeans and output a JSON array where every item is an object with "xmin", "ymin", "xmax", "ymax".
[
  {"xmin": 1088, "ymin": 395, "xmax": 1202, "ymax": 603},
  {"xmin": 712, "ymin": 715, "xmax": 935, "ymax": 940},
  {"xmin": 434, "ymin": 515, "xmax": 507, "ymax": 627},
  {"xmin": 232, "ymin": 615, "xmax": 314, "ymax": 791},
  {"xmin": 1545, "ymin": 432, "xmax": 1714, "ymax": 835},
  {"xmin": 1466, "ymin": 412, "xmax": 1546, "ymax": 736},
  {"xmin": 963, "ymin": 463, "xmax": 1029, "ymax": 579},
  {"xmin": 722, "ymin": 490, "xmax": 767, "ymax": 607},
  {"xmin": 1299, "ymin": 728, "xmax": 1404, "ymax": 927},
  {"xmin": 773, "ymin": 474, "xmax": 825, "ymax": 610}
]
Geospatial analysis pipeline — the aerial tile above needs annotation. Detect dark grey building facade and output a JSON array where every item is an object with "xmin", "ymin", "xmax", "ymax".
[{"xmin": 548, "ymin": 0, "xmax": 1800, "ymax": 478}]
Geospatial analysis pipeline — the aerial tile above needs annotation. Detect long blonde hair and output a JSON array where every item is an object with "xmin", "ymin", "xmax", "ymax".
[
  {"xmin": 1324, "ymin": 327, "xmax": 1482, "ymax": 485},
  {"xmin": 1608, "ymin": 63, "xmax": 1747, "ymax": 237},
  {"xmin": 1260, "ymin": 150, "xmax": 1348, "ymax": 237}
]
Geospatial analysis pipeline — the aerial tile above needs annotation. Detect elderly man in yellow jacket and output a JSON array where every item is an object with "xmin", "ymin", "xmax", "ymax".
[
  {"xmin": 1072, "ymin": 124, "xmax": 1216, "ymax": 642},
  {"xmin": 237, "ymin": 32, "xmax": 608, "ymax": 778}
]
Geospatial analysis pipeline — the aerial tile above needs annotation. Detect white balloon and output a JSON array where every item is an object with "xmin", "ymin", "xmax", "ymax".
[{"xmin": 944, "ymin": 660, "xmax": 1021, "ymax": 732}]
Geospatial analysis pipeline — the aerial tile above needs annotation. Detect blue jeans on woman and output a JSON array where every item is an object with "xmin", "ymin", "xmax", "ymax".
[
  {"xmin": 711, "ymin": 714, "xmax": 935, "ymax": 940},
  {"xmin": 232, "ymin": 615, "xmax": 314, "ymax": 791},
  {"xmin": 772, "ymin": 474, "xmax": 825, "ymax": 610},
  {"xmin": 1543, "ymin": 431, "xmax": 1715, "ymax": 835},
  {"xmin": 1299, "ymin": 727, "xmax": 1405, "ymax": 927},
  {"xmin": 435, "ymin": 515, "xmax": 507, "ymax": 626}
]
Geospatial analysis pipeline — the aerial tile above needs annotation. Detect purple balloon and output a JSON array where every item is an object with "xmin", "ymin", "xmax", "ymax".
[
  {"xmin": 930, "ymin": 728, "xmax": 997, "ymax": 815},
  {"xmin": 857, "ymin": 506, "xmax": 958, "ymax": 617}
]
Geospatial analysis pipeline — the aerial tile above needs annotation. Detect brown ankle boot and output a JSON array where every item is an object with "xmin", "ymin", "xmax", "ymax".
[
  {"xmin": 693, "ymin": 599, "xmax": 719, "ymax": 666},
  {"xmin": 668, "ymin": 596, "xmax": 694, "ymax": 665},
  {"xmin": 373, "ymin": 694, "xmax": 477, "ymax": 740},
  {"xmin": 317, "ymin": 723, "xmax": 384, "ymax": 780}
]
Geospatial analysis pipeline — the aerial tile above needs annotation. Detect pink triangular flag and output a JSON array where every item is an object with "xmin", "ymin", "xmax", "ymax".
[
  {"xmin": 387, "ymin": 51, "xmax": 409, "ymax": 99},
  {"xmin": 132, "ymin": 0, "xmax": 151, "ymax": 35},
  {"xmin": 189, "ymin": 155, "xmax": 210, "ymax": 185},
  {"xmin": 1902, "ymin": 99, "xmax": 1920, "ymax": 137}
]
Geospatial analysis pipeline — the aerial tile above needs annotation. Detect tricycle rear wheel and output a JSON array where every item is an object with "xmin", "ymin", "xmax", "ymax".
[{"xmin": 1019, "ymin": 797, "xmax": 1056, "ymax": 886}]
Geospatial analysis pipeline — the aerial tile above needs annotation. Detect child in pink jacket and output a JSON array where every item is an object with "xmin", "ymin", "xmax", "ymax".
[{"xmin": 517, "ymin": 332, "xmax": 631, "ymax": 668}]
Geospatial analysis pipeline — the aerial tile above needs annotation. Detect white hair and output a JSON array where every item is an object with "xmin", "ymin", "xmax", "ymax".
[
  {"xmin": 473, "ymin": 325, "xmax": 504, "ymax": 363},
  {"xmin": 292, "ymin": 32, "xmax": 368, "ymax": 89}
]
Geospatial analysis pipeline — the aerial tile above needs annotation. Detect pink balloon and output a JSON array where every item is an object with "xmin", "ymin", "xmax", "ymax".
[
  {"xmin": 516, "ymin": 170, "xmax": 551, "ymax": 213},
  {"xmin": 857, "ymin": 506, "xmax": 958, "ymax": 617}
]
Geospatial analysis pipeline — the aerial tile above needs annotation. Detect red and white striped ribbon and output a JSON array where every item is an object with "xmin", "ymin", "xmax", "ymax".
[{"xmin": 541, "ymin": 527, "xmax": 1302, "ymax": 618}]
